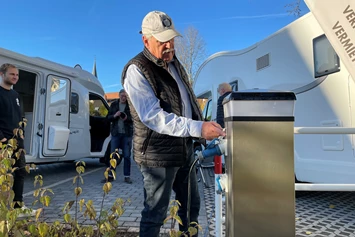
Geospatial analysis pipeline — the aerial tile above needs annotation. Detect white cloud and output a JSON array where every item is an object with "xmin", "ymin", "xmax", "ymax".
[
  {"xmin": 221, "ymin": 13, "xmax": 289, "ymax": 20},
  {"xmin": 183, "ymin": 13, "xmax": 289, "ymax": 24},
  {"xmin": 104, "ymin": 83, "xmax": 121, "ymax": 89}
]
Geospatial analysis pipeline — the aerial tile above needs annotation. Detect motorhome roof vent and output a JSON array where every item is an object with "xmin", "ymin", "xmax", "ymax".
[
  {"xmin": 256, "ymin": 53, "xmax": 270, "ymax": 71},
  {"xmin": 74, "ymin": 64, "xmax": 82, "ymax": 69}
]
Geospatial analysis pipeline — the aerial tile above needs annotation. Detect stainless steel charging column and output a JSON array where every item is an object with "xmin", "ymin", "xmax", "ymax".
[{"xmin": 223, "ymin": 91, "xmax": 296, "ymax": 237}]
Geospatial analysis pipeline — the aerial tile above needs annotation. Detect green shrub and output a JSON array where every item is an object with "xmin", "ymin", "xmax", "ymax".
[{"xmin": 0, "ymin": 122, "xmax": 201, "ymax": 236}]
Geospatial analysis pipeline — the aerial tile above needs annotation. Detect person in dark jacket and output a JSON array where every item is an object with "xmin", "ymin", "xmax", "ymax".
[
  {"xmin": 102, "ymin": 89, "xmax": 133, "ymax": 184},
  {"xmin": 122, "ymin": 11, "xmax": 225, "ymax": 237},
  {"xmin": 0, "ymin": 63, "xmax": 35, "ymax": 216},
  {"xmin": 216, "ymin": 83, "xmax": 232, "ymax": 128}
]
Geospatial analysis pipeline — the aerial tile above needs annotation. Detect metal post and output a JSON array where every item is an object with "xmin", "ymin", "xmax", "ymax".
[
  {"xmin": 223, "ymin": 90, "xmax": 296, "ymax": 237},
  {"xmin": 214, "ymin": 155, "xmax": 223, "ymax": 237}
]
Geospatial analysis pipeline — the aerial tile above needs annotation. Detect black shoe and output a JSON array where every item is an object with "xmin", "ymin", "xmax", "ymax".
[
  {"xmin": 101, "ymin": 176, "xmax": 114, "ymax": 183},
  {"xmin": 124, "ymin": 177, "xmax": 132, "ymax": 184}
]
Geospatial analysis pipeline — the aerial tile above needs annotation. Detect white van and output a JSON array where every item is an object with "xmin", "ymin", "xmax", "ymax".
[
  {"xmin": 193, "ymin": 9, "xmax": 355, "ymax": 185},
  {"xmin": 0, "ymin": 47, "xmax": 111, "ymax": 164}
]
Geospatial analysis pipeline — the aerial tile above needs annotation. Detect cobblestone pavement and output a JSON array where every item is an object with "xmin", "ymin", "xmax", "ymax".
[
  {"xmin": 23, "ymin": 159, "xmax": 104, "ymax": 194},
  {"xmin": 23, "ymin": 159, "xmax": 209, "ymax": 236},
  {"xmin": 22, "ymin": 160, "xmax": 355, "ymax": 236},
  {"xmin": 203, "ymin": 187, "xmax": 355, "ymax": 237}
]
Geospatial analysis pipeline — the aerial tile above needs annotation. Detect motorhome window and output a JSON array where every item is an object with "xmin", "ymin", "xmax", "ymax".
[
  {"xmin": 70, "ymin": 93, "xmax": 79, "ymax": 114},
  {"xmin": 49, "ymin": 77, "xmax": 68, "ymax": 105},
  {"xmin": 313, "ymin": 34, "xmax": 340, "ymax": 78},
  {"xmin": 197, "ymin": 91, "xmax": 212, "ymax": 111},
  {"xmin": 202, "ymin": 99, "xmax": 212, "ymax": 121},
  {"xmin": 89, "ymin": 94, "xmax": 108, "ymax": 117}
]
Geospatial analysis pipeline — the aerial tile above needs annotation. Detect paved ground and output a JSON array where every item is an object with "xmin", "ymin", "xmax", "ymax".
[
  {"xmin": 295, "ymin": 191, "xmax": 355, "ymax": 237},
  {"xmin": 23, "ymin": 159, "xmax": 208, "ymax": 236},
  {"xmin": 203, "ymin": 184, "xmax": 355, "ymax": 237},
  {"xmin": 22, "ymin": 160, "xmax": 355, "ymax": 236}
]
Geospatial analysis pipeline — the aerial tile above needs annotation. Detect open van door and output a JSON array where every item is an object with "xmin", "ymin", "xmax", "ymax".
[{"xmin": 42, "ymin": 75, "xmax": 70, "ymax": 157}]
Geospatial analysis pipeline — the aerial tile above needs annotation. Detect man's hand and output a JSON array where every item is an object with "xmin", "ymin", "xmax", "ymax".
[
  {"xmin": 201, "ymin": 122, "xmax": 226, "ymax": 140},
  {"xmin": 114, "ymin": 111, "xmax": 121, "ymax": 118},
  {"xmin": 0, "ymin": 138, "xmax": 7, "ymax": 143},
  {"xmin": 122, "ymin": 113, "xmax": 127, "ymax": 121}
]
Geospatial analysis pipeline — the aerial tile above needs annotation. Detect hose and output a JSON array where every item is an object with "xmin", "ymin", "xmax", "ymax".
[
  {"xmin": 187, "ymin": 157, "xmax": 199, "ymax": 230},
  {"xmin": 187, "ymin": 157, "xmax": 215, "ymax": 237}
]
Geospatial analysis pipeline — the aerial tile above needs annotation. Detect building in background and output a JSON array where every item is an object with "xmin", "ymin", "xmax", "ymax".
[{"xmin": 105, "ymin": 92, "xmax": 119, "ymax": 105}]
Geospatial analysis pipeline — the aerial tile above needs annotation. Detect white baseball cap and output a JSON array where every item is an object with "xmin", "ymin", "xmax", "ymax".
[{"xmin": 140, "ymin": 11, "xmax": 181, "ymax": 42}]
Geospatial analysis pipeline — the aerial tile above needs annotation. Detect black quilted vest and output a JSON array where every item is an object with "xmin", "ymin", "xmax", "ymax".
[{"xmin": 121, "ymin": 48, "xmax": 202, "ymax": 167}]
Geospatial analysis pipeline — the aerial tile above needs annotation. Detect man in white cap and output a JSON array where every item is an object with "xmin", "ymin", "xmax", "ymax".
[{"xmin": 121, "ymin": 10, "xmax": 225, "ymax": 236}]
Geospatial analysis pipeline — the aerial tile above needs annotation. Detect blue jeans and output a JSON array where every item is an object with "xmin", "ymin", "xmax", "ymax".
[
  {"xmin": 110, "ymin": 134, "xmax": 132, "ymax": 176},
  {"xmin": 139, "ymin": 154, "xmax": 200, "ymax": 237}
]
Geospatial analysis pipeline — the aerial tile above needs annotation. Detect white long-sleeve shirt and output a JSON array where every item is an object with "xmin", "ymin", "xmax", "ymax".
[{"xmin": 123, "ymin": 63, "xmax": 203, "ymax": 138}]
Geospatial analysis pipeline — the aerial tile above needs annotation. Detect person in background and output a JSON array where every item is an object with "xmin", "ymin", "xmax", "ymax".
[
  {"xmin": 122, "ymin": 10, "xmax": 225, "ymax": 237},
  {"xmin": 102, "ymin": 89, "xmax": 133, "ymax": 184},
  {"xmin": 216, "ymin": 82, "xmax": 232, "ymax": 128},
  {"xmin": 0, "ymin": 63, "xmax": 36, "ymax": 217}
]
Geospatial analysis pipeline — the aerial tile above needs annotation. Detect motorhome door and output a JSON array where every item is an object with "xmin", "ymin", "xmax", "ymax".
[{"xmin": 42, "ymin": 75, "xmax": 70, "ymax": 157}]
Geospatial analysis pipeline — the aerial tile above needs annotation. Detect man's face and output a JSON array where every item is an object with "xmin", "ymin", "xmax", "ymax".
[
  {"xmin": 143, "ymin": 36, "xmax": 175, "ymax": 62},
  {"xmin": 1, "ymin": 67, "xmax": 19, "ymax": 86},
  {"xmin": 120, "ymin": 92, "xmax": 127, "ymax": 103}
]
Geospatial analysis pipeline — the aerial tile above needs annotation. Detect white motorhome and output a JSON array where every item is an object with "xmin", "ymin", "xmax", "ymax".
[
  {"xmin": 194, "ymin": 6, "xmax": 355, "ymax": 185},
  {"xmin": 0, "ymin": 47, "xmax": 112, "ymax": 164}
]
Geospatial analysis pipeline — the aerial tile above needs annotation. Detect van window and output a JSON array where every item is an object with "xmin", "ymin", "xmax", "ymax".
[
  {"xmin": 70, "ymin": 92, "xmax": 79, "ymax": 114},
  {"xmin": 197, "ymin": 91, "xmax": 212, "ymax": 110},
  {"xmin": 49, "ymin": 77, "xmax": 68, "ymax": 104},
  {"xmin": 313, "ymin": 34, "xmax": 340, "ymax": 78},
  {"xmin": 202, "ymin": 99, "xmax": 213, "ymax": 121},
  {"xmin": 89, "ymin": 94, "xmax": 108, "ymax": 117}
]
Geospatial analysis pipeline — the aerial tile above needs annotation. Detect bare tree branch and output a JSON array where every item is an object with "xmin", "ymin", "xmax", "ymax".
[
  {"xmin": 285, "ymin": 0, "xmax": 302, "ymax": 17},
  {"xmin": 175, "ymin": 26, "xmax": 207, "ymax": 84}
]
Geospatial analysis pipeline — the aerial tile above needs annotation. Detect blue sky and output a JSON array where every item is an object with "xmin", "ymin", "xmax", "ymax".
[{"xmin": 2, "ymin": 0, "xmax": 308, "ymax": 93}]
